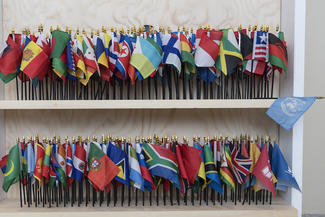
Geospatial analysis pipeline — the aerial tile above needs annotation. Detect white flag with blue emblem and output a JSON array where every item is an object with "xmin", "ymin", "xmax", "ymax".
[{"xmin": 266, "ymin": 97, "xmax": 316, "ymax": 130}]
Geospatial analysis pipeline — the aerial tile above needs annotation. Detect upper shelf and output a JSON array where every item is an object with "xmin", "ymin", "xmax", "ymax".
[{"xmin": 0, "ymin": 99, "xmax": 275, "ymax": 110}]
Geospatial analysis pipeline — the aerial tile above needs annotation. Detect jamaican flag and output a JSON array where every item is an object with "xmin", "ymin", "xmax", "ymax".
[
  {"xmin": 216, "ymin": 29, "xmax": 243, "ymax": 75},
  {"xmin": 203, "ymin": 143, "xmax": 223, "ymax": 194}
]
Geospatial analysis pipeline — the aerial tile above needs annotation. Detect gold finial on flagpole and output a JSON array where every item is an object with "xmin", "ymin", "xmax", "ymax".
[
  {"xmin": 76, "ymin": 28, "xmax": 80, "ymax": 35},
  {"xmin": 68, "ymin": 27, "xmax": 72, "ymax": 35},
  {"xmin": 65, "ymin": 26, "xmax": 69, "ymax": 33},
  {"xmin": 266, "ymin": 24, "xmax": 270, "ymax": 32},
  {"xmin": 253, "ymin": 24, "xmax": 258, "ymax": 31},
  {"xmin": 248, "ymin": 24, "xmax": 252, "ymax": 32},
  {"xmin": 50, "ymin": 26, "xmax": 53, "ymax": 33},
  {"xmin": 82, "ymin": 28, "xmax": 86, "ymax": 36},
  {"xmin": 260, "ymin": 25, "xmax": 264, "ymax": 31},
  {"xmin": 276, "ymin": 24, "xmax": 280, "ymax": 32},
  {"xmin": 56, "ymin": 25, "xmax": 60, "ymax": 31},
  {"xmin": 238, "ymin": 24, "xmax": 242, "ymax": 31},
  {"xmin": 90, "ymin": 30, "xmax": 94, "ymax": 38},
  {"xmin": 102, "ymin": 26, "xmax": 107, "ymax": 33}
]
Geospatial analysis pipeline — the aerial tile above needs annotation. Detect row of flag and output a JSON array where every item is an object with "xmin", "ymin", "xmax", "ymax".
[
  {"xmin": 0, "ymin": 134, "xmax": 299, "ymax": 207},
  {"xmin": 0, "ymin": 25, "xmax": 287, "ymax": 100}
]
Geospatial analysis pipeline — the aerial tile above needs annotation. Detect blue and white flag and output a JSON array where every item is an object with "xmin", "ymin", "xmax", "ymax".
[
  {"xmin": 161, "ymin": 33, "xmax": 182, "ymax": 74},
  {"xmin": 271, "ymin": 143, "xmax": 300, "ymax": 191},
  {"xmin": 128, "ymin": 143, "xmax": 144, "ymax": 191},
  {"xmin": 26, "ymin": 142, "xmax": 35, "ymax": 177},
  {"xmin": 266, "ymin": 97, "xmax": 316, "ymax": 130}
]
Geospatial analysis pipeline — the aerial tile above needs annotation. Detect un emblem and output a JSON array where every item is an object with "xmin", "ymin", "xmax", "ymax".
[{"xmin": 280, "ymin": 97, "xmax": 305, "ymax": 117}]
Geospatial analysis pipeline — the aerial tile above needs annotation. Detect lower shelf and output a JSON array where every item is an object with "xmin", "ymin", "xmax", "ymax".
[{"xmin": 0, "ymin": 199, "xmax": 297, "ymax": 217}]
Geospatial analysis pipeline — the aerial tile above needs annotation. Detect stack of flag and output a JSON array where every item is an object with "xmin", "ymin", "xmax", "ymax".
[
  {"xmin": 0, "ymin": 134, "xmax": 299, "ymax": 207},
  {"xmin": 0, "ymin": 25, "xmax": 288, "ymax": 100}
]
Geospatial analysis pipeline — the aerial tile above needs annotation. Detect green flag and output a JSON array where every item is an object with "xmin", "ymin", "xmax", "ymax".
[
  {"xmin": 0, "ymin": 72, "xmax": 17, "ymax": 84},
  {"xmin": 2, "ymin": 143, "xmax": 20, "ymax": 192},
  {"xmin": 50, "ymin": 30, "xmax": 71, "ymax": 79}
]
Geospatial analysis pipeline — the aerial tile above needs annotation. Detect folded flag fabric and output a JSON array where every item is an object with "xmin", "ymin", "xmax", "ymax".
[
  {"xmin": 142, "ymin": 142, "xmax": 180, "ymax": 189},
  {"xmin": 0, "ymin": 35, "xmax": 22, "ymax": 83},
  {"xmin": 0, "ymin": 154, "xmax": 8, "ymax": 174},
  {"xmin": 130, "ymin": 36, "xmax": 162, "ymax": 79},
  {"xmin": 2, "ymin": 143, "xmax": 20, "ymax": 192},
  {"xmin": 271, "ymin": 143, "xmax": 300, "ymax": 191},
  {"xmin": 266, "ymin": 97, "xmax": 317, "ymax": 130},
  {"xmin": 88, "ymin": 142, "xmax": 120, "ymax": 190}
]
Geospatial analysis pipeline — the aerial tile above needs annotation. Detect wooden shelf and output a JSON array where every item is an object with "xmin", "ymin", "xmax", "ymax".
[
  {"xmin": 0, "ymin": 99, "xmax": 275, "ymax": 110},
  {"xmin": 0, "ymin": 199, "xmax": 296, "ymax": 217}
]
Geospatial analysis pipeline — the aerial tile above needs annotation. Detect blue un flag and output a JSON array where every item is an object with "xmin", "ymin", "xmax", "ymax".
[{"xmin": 266, "ymin": 97, "xmax": 316, "ymax": 130}]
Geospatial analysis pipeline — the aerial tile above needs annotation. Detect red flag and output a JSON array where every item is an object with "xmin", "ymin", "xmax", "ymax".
[
  {"xmin": 180, "ymin": 144, "xmax": 202, "ymax": 184},
  {"xmin": 0, "ymin": 35, "xmax": 22, "ymax": 76},
  {"xmin": 176, "ymin": 144, "xmax": 189, "ymax": 195},
  {"xmin": 66, "ymin": 142, "xmax": 74, "ymax": 187},
  {"xmin": 33, "ymin": 143, "xmax": 45, "ymax": 184},
  {"xmin": 87, "ymin": 142, "xmax": 120, "ymax": 191},
  {"xmin": 252, "ymin": 144, "xmax": 275, "ymax": 196}
]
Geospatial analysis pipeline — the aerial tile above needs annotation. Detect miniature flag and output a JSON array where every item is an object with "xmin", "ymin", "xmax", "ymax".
[
  {"xmin": 271, "ymin": 143, "xmax": 300, "ymax": 191},
  {"xmin": 2, "ymin": 144, "xmax": 20, "ymax": 192},
  {"xmin": 194, "ymin": 142, "xmax": 206, "ymax": 188},
  {"xmin": 135, "ymin": 142, "xmax": 155, "ymax": 191},
  {"xmin": 130, "ymin": 36, "xmax": 162, "ymax": 79},
  {"xmin": 66, "ymin": 142, "xmax": 74, "ymax": 187},
  {"xmin": 142, "ymin": 143, "xmax": 180, "ymax": 189},
  {"xmin": 116, "ymin": 35, "xmax": 132, "ymax": 79},
  {"xmin": 220, "ymin": 144, "xmax": 235, "ymax": 190},
  {"xmin": 266, "ymin": 97, "xmax": 316, "ymax": 130},
  {"xmin": 128, "ymin": 144, "xmax": 144, "ymax": 191},
  {"xmin": 175, "ymin": 144, "xmax": 189, "ymax": 195},
  {"xmin": 88, "ymin": 142, "xmax": 120, "ymax": 191},
  {"xmin": 66, "ymin": 38, "xmax": 77, "ymax": 81},
  {"xmin": 106, "ymin": 142, "xmax": 130, "ymax": 186},
  {"xmin": 231, "ymin": 146, "xmax": 252, "ymax": 184},
  {"xmin": 216, "ymin": 29, "xmax": 243, "ymax": 75},
  {"xmin": 26, "ymin": 142, "xmax": 35, "ymax": 177},
  {"xmin": 0, "ymin": 35, "xmax": 22, "ymax": 83},
  {"xmin": 0, "ymin": 155, "xmax": 8, "ymax": 174},
  {"xmin": 179, "ymin": 143, "xmax": 202, "ymax": 184},
  {"xmin": 33, "ymin": 143, "xmax": 45, "ymax": 184},
  {"xmin": 50, "ymin": 30, "xmax": 70, "ymax": 80},
  {"xmin": 72, "ymin": 142, "xmax": 86, "ymax": 182},
  {"xmin": 50, "ymin": 143, "xmax": 67, "ymax": 189},
  {"xmin": 161, "ymin": 33, "xmax": 182, "ymax": 74},
  {"xmin": 204, "ymin": 143, "xmax": 223, "ymax": 194},
  {"xmin": 180, "ymin": 33, "xmax": 196, "ymax": 77},
  {"xmin": 79, "ymin": 36, "xmax": 99, "ymax": 86},
  {"xmin": 42, "ymin": 143, "xmax": 51, "ymax": 183},
  {"xmin": 252, "ymin": 144, "xmax": 275, "ymax": 196},
  {"xmin": 195, "ymin": 30, "xmax": 220, "ymax": 67},
  {"xmin": 252, "ymin": 31, "xmax": 269, "ymax": 62},
  {"xmin": 269, "ymin": 33, "xmax": 288, "ymax": 73}
]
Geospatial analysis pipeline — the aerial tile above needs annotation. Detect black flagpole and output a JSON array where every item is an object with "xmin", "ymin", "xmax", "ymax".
[
  {"xmin": 154, "ymin": 72, "xmax": 158, "ymax": 99},
  {"xmin": 197, "ymin": 68, "xmax": 201, "ymax": 99},
  {"xmin": 167, "ymin": 66, "xmax": 172, "ymax": 99}
]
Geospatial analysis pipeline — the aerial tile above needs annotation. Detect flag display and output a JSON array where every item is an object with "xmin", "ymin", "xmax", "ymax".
[
  {"xmin": 2, "ymin": 134, "xmax": 300, "ymax": 207},
  {"xmin": 0, "ymin": 26, "xmax": 288, "ymax": 101}
]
